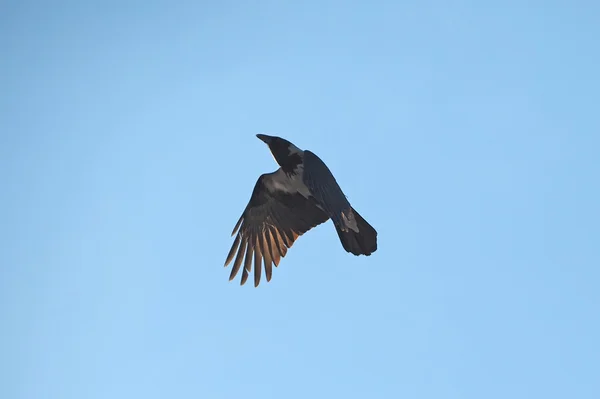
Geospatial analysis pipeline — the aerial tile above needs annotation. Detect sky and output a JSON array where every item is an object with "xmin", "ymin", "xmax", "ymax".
[{"xmin": 1, "ymin": 1, "xmax": 599, "ymax": 398}]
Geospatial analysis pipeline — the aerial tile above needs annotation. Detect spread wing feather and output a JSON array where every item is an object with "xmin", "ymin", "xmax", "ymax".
[{"xmin": 224, "ymin": 171, "xmax": 329, "ymax": 287}]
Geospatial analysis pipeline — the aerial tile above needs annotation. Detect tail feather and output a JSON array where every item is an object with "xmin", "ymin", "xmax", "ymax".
[{"xmin": 335, "ymin": 207, "xmax": 377, "ymax": 256}]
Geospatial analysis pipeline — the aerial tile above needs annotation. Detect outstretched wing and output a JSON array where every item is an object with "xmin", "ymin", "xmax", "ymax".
[
  {"xmin": 302, "ymin": 150, "xmax": 356, "ymax": 231},
  {"xmin": 224, "ymin": 170, "xmax": 329, "ymax": 287}
]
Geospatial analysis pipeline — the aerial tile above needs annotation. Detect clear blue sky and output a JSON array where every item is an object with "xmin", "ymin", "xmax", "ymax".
[{"xmin": 2, "ymin": 1, "xmax": 599, "ymax": 398}]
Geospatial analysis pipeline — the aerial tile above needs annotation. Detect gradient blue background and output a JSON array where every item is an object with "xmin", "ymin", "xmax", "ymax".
[{"xmin": 2, "ymin": 1, "xmax": 599, "ymax": 398}]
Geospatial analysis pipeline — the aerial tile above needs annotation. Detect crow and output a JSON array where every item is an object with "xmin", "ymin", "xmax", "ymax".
[{"xmin": 224, "ymin": 134, "xmax": 377, "ymax": 286}]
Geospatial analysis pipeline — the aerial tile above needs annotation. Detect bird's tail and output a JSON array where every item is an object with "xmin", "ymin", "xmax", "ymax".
[{"xmin": 335, "ymin": 207, "xmax": 377, "ymax": 256}]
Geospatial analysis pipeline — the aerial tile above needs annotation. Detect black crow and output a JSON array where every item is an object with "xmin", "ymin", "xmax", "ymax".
[{"xmin": 224, "ymin": 134, "xmax": 377, "ymax": 286}]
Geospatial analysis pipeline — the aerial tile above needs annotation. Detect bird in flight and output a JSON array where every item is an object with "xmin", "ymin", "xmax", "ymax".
[{"xmin": 224, "ymin": 134, "xmax": 377, "ymax": 286}]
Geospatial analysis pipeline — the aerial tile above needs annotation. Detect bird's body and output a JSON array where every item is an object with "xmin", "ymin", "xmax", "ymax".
[{"xmin": 224, "ymin": 134, "xmax": 377, "ymax": 286}]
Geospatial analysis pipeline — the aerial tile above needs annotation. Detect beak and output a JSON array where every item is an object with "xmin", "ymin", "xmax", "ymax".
[{"xmin": 256, "ymin": 134, "xmax": 272, "ymax": 144}]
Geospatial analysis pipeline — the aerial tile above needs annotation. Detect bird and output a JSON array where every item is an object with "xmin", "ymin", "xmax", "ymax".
[{"xmin": 224, "ymin": 134, "xmax": 377, "ymax": 286}]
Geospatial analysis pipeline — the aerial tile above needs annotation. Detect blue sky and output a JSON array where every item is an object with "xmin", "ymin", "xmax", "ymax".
[{"xmin": 2, "ymin": 1, "xmax": 599, "ymax": 398}]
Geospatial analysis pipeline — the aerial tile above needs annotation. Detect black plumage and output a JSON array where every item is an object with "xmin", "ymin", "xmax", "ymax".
[{"xmin": 224, "ymin": 134, "xmax": 377, "ymax": 286}]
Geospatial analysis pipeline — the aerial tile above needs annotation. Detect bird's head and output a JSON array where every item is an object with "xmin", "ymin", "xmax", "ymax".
[{"xmin": 256, "ymin": 134, "xmax": 303, "ymax": 171}]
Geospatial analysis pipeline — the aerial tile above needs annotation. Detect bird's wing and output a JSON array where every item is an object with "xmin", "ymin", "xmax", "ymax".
[
  {"xmin": 224, "ymin": 171, "xmax": 329, "ymax": 287},
  {"xmin": 302, "ymin": 150, "xmax": 356, "ymax": 231}
]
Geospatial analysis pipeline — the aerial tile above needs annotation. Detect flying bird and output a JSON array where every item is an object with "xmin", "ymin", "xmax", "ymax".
[{"xmin": 224, "ymin": 134, "xmax": 377, "ymax": 286}]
